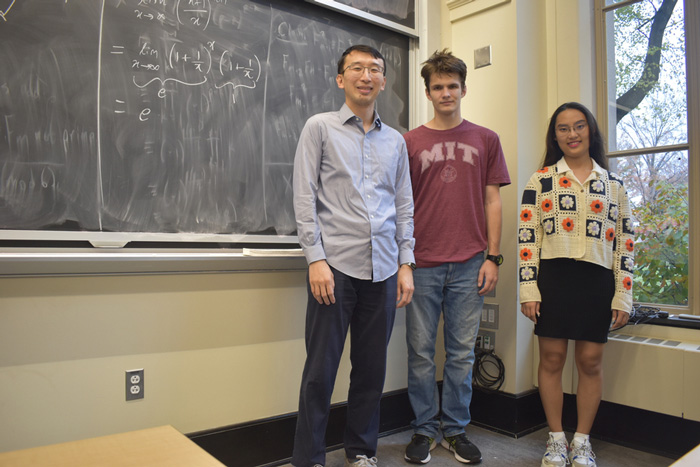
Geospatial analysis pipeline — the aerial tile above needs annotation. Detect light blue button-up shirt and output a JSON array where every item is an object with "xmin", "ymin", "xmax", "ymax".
[{"xmin": 293, "ymin": 104, "xmax": 415, "ymax": 282}]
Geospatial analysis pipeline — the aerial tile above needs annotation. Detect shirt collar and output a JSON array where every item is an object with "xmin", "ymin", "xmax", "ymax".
[
  {"xmin": 339, "ymin": 103, "xmax": 382, "ymax": 129},
  {"xmin": 556, "ymin": 158, "xmax": 605, "ymax": 177}
]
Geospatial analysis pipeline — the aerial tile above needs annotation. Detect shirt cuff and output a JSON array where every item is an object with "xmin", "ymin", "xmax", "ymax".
[
  {"xmin": 302, "ymin": 244, "xmax": 326, "ymax": 266},
  {"xmin": 398, "ymin": 250, "xmax": 415, "ymax": 268}
]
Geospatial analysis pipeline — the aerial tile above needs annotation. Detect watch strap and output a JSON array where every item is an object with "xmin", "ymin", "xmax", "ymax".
[{"xmin": 486, "ymin": 254, "xmax": 503, "ymax": 266}]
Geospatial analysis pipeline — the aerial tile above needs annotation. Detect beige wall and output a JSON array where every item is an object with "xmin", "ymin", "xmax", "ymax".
[
  {"xmin": 440, "ymin": 0, "xmax": 556, "ymax": 394},
  {"xmin": 0, "ymin": 271, "xmax": 413, "ymax": 452},
  {"xmin": 437, "ymin": 0, "xmax": 700, "ymax": 413},
  {"xmin": 0, "ymin": 272, "xmax": 304, "ymax": 450}
]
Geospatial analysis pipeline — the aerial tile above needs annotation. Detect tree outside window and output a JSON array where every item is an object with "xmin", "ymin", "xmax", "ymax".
[{"xmin": 599, "ymin": 0, "xmax": 689, "ymax": 306}]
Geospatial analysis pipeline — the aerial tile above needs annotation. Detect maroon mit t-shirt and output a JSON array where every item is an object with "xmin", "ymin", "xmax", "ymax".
[{"xmin": 404, "ymin": 119, "xmax": 511, "ymax": 267}]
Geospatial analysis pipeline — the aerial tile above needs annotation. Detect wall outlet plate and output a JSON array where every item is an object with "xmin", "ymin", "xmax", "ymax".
[
  {"xmin": 474, "ymin": 45, "xmax": 492, "ymax": 69},
  {"xmin": 481, "ymin": 303, "xmax": 499, "ymax": 329},
  {"xmin": 477, "ymin": 330, "xmax": 496, "ymax": 351},
  {"xmin": 126, "ymin": 369, "xmax": 144, "ymax": 401}
]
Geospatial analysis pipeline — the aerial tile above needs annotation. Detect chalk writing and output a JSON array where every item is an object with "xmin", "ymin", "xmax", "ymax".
[
  {"xmin": 0, "ymin": 0, "xmax": 16, "ymax": 22},
  {"xmin": 118, "ymin": 0, "xmax": 261, "ymax": 110},
  {"xmin": 0, "ymin": 0, "xmax": 408, "ymax": 238}
]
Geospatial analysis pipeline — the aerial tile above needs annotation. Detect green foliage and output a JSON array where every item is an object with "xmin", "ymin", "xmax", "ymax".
[
  {"xmin": 631, "ymin": 179, "xmax": 688, "ymax": 305},
  {"xmin": 610, "ymin": 0, "xmax": 688, "ymax": 306}
]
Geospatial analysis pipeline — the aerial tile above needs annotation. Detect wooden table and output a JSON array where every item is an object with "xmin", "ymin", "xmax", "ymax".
[
  {"xmin": 0, "ymin": 425, "xmax": 224, "ymax": 467},
  {"xmin": 671, "ymin": 442, "xmax": 700, "ymax": 466}
]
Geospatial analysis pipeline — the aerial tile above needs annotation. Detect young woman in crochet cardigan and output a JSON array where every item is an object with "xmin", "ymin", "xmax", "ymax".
[{"xmin": 518, "ymin": 102, "xmax": 635, "ymax": 467}]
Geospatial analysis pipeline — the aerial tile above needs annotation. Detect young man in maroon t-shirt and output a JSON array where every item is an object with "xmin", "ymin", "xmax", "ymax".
[{"xmin": 403, "ymin": 50, "xmax": 511, "ymax": 465}]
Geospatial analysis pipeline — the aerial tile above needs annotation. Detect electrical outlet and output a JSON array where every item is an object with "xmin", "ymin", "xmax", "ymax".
[
  {"xmin": 126, "ymin": 369, "xmax": 144, "ymax": 401},
  {"xmin": 481, "ymin": 303, "xmax": 499, "ymax": 329},
  {"xmin": 477, "ymin": 330, "xmax": 496, "ymax": 351}
]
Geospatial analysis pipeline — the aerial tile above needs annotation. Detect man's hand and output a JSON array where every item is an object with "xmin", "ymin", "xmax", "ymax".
[
  {"xmin": 308, "ymin": 260, "xmax": 335, "ymax": 305},
  {"xmin": 477, "ymin": 259, "xmax": 499, "ymax": 296},
  {"xmin": 396, "ymin": 264, "xmax": 415, "ymax": 308}
]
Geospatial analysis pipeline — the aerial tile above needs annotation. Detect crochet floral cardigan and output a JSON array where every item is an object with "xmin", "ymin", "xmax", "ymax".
[{"xmin": 518, "ymin": 159, "xmax": 635, "ymax": 313}]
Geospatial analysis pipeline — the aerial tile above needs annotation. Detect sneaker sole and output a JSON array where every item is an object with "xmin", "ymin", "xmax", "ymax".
[
  {"xmin": 404, "ymin": 453, "xmax": 431, "ymax": 464},
  {"xmin": 439, "ymin": 439, "xmax": 482, "ymax": 464},
  {"xmin": 404, "ymin": 440, "xmax": 437, "ymax": 464},
  {"xmin": 541, "ymin": 459, "xmax": 567, "ymax": 467},
  {"xmin": 570, "ymin": 458, "xmax": 597, "ymax": 467}
]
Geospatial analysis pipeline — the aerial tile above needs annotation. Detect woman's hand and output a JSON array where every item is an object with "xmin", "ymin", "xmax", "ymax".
[
  {"xmin": 610, "ymin": 309, "xmax": 630, "ymax": 330},
  {"xmin": 521, "ymin": 301, "xmax": 541, "ymax": 324}
]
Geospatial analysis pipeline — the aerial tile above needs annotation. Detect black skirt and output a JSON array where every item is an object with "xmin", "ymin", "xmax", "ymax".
[{"xmin": 535, "ymin": 258, "xmax": 614, "ymax": 343}]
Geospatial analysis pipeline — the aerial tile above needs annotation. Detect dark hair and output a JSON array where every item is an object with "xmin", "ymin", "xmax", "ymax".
[
  {"xmin": 337, "ymin": 45, "xmax": 386, "ymax": 76},
  {"xmin": 420, "ymin": 49, "xmax": 467, "ymax": 90},
  {"xmin": 543, "ymin": 102, "xmax": 608, "ymax": 170}
]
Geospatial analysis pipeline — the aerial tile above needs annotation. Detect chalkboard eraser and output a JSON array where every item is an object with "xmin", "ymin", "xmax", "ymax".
[
  {"xmin": 89, "ymin": 241, "xmax": 129, "ymax": 248},
  {"xmin": 242, "ymin": 248, "xmax": 303, "ymax": 257}
]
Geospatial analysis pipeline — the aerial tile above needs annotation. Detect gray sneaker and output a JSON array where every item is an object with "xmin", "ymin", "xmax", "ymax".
[
  {"xmin": 569, "ymin": 439, "xmax": 596, "ymax": 467},
  {"xmin": 345, "ymin": 455, "xmax": 378, "ymax": 467},
  {"xmin": 541, "ymin": 433, "xmax": 570, "ymax": 467}
]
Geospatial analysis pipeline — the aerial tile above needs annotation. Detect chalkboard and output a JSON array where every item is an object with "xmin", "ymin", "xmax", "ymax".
[
  {"xmin": 0, "ymin": 0, "xmax": 409, "ymax": 242},
  {"xmin": 333, "ymin": 0, "xmax": 415, "ymax": 29},
  {"xmin": 308, "ymin": 0, "xmax": 416, "ymax": 36}
]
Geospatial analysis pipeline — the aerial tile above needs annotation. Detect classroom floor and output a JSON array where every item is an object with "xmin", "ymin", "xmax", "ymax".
[{"xmin": 280, "ymin": 425, "xmax": 677, "ymax": 467}]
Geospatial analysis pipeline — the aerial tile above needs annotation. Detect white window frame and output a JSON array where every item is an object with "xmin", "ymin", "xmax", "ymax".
[{"xmin": 594, "ymin": 0, "xmax": 700, "ymax": 314}]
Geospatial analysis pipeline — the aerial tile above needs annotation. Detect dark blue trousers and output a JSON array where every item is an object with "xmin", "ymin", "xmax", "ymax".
[{"xmin": 291, "ymin": 266, "xmax": 397, "ymax": 467}]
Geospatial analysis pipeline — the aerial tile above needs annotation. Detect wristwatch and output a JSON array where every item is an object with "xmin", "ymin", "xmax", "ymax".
[
  {"xmin": 486, "ymin": 254, "xmax": 504, "ymax": 266},
  {"xmin": 403, "ymin": 262, "xmax": 417, "ymax": 271}
]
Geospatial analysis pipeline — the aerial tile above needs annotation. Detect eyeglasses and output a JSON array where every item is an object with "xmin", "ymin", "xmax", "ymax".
[
  {"xmin": 556, "ymin": 122, "xmax": 588, "ymax": 136},
  {"xmin": 343, "ymin": 64, "xmax": 384, "ymax": 77}
]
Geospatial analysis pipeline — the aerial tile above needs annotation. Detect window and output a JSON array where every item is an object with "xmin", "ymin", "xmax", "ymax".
[{"xmin": 595, "ymin": 0, "xmax": 699, "ymax": 311}]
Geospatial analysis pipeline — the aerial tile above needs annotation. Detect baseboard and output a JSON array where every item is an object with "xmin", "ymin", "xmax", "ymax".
[
  {"xmin": 187, "ymin": 387, "xmax": 541, "ymax": 467},
  {"xmin": 470, "ymin": 387, "xmax": 547, "ymax": 437},
  {"xmin": 188, "ymin": 389, "xmax": 413, "ymax": 467},
  {"xmin": 563, "ymin": 394, "xmax": 700, "ymax": 459},
  {"xmin": 188, "ymin": 388, "xmax": 697, "ymax": 466}
]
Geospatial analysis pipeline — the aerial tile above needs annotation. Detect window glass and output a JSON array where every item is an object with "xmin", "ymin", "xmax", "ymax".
[
  {"xmin": 610, "ymin": 152, "xmax": 689, "ymax": 306},
  {"xmin": 604, "ymin": 0, "xmax": 686, "ymax": 152},
  {"xmin": 601, "ymin": 0, "xmax": 689, "ymax": 307}
]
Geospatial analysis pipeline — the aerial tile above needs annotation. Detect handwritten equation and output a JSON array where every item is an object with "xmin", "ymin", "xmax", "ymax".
[{"xmin": 111, "ymin": 0, "xmax": 262, "ymax": 122}]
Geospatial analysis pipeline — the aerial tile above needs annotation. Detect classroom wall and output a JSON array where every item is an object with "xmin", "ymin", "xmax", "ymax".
[
  {"xmin": 441, "ymin": 0, "xmax": 553, "ymax": 395},
  {"xmin": 0, "ymin": 270, "xmax": 421, "ymax": 452},
  {"xmin": 439, "ymin": 0, "xmax": 700, "ymax": 416}
]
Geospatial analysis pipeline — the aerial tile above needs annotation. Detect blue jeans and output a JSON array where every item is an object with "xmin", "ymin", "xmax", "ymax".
[
  {"xmin": 405, "ymin": 255, "xmax": 484, "ymax": 438},
  {"xmin": 292, "ymin": 267, "xmax": 397, "ymax": 467}
]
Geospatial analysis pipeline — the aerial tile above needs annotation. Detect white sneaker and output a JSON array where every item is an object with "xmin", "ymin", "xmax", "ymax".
[
  {"xmin": 569, "ymin": 439, "xmax": 596, "ymax": 467},
  {"xmin": 541, "ymin": 433, "xmax": 570, "ymax": 466},
  {"xmin": 345, "ymin": 455, "xmax": 378, "ymax": 467}
]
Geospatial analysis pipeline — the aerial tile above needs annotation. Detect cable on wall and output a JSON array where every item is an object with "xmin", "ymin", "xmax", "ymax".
[{"xmin": 473, "ymin": 348, "xmax": 505, "ymax": 391}]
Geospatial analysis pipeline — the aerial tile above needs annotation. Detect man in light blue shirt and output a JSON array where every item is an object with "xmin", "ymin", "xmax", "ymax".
[{"xmin": 292, "ymin": 44, "xmax": 416, "ymax": 467}]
